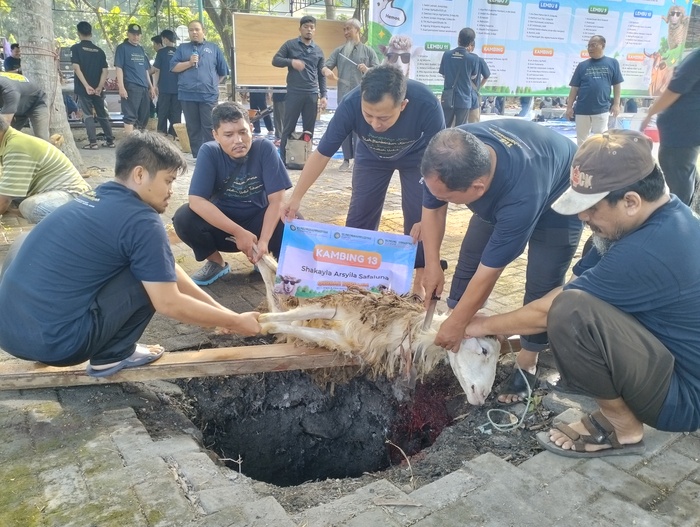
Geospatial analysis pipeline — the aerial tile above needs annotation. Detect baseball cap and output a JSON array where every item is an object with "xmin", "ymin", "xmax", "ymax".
[
  {"xmin": 160, "ymin": 29, "xmax": 178, "ymax": 42},
  {"xmin": 127, "ymin": 23, "xmax": 142, "ymax": 35},
  {"xmin": 551, "ymin": 130, "xmax": 656, "ymax": 215}
]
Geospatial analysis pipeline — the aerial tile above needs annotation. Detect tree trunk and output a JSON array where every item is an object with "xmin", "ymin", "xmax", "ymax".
[
  {"xmin": 324, "ymin": 0, "xmax": 337, "ymax": 20},
  {"xmin": 16, "ymin": 0, "xmax": 85, "ymax": 171}
]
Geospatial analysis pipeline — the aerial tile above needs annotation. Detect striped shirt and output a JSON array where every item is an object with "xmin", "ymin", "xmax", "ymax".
[{"xmin": 0, "ymin": 128, "xmax": 89, "ymax": 198}]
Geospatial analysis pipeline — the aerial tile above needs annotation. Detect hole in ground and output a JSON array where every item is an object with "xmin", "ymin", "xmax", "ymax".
[{"xmin": 177, "ymin": 365, "xmax": 468, "ymax": 487}]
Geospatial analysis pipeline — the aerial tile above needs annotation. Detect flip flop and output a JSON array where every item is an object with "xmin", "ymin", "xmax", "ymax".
[
  {"xmin": 82, "ymin": 143, "xmax": 100, "ymax": 150},
  {"xmin": 497, "ymin": 367, "xmax": 539, "ymax": 406},
  {"xmin": 535, "ymin": 411, "xmax": 646, "ymax": 459},
  {"xmin": 86, "ymin": 344, "xmax": 164, "ymax": 378}
]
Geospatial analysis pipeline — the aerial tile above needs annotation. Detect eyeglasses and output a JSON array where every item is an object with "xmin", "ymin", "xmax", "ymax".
[
  {"xmin": 386, "ymin": 53, "xmax": 411, "ymax": 64},
  {"xmin": 669, "ymin": 11, "xmax": 682, "ymax": 17}
]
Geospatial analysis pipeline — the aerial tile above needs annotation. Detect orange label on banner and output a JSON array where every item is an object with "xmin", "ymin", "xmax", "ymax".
[
  {"xmin": 627, "ymin": 53, "xmax": 645, "ymax": 62},
  {"xmin": 580, "ymin": 50, "xmax": 590, "ymax": 59},
  {"xmin": 482, "ymin": 45, "xmax": 505, "ymax": 54},
  {"xmin": 533, "ymin": 48, "xmax": 554, "ymax": 56},
  {"xmin": 313, "ymin": 245, "xmax": 382, "ymax": 269}
]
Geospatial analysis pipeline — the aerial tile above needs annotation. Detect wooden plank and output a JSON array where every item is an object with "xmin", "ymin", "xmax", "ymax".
[{"xmin": 0, "ymin": 344, "xmax": 361, "ymax": 391}]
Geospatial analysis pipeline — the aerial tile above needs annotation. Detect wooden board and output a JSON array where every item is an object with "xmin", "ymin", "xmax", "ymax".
[
  {"xmin": 232, "ymin": 13, "xmax": 346, "ymax": 88},
  {"xmin": 0, "ymin": 344, "xmax": 360, "ymax": 391}
]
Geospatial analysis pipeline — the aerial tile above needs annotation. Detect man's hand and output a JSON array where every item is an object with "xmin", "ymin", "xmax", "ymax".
[
  {"xmin": 358, "ymin": 63, "xmax": 369, "ymax": 74},
  {"xmin": 149, "ymin": 87, "xmax": 156, "ymax": 100},
  {"xmin": 319, "ymin": 97, "xmax": 327, "ymax": 111},
  {"xmin": 291, "ymin": 59, "xmax": 305, "ymax": 71},
  {"xmin": 435, "ymin": 313, "xmax": 469, "ymax": 353},
  {"xmin": 86, "ymin": 86, "xmax": 96, "ymax": 95},
  {"xmin": 610, "ymin": 103, "xmax": 620, "ymax": 117},
  {"xmin": 190, "ymin": 53, "xmax": 199, "ymax": 67},
  {"xmin": 640, "ymin": 114, "xmax": 652, "ymax": 131},
  {"xmin": 410, "ymin": 222, "xmax": 422, "ymax": 243},
  {"xmin": 280, "ymin": 198, "xmax": 301, "ymax": 223},
  {"xmin": 422, "ymin": 262, "xmax": 445, "ymax": 310},
  {"xmin": 233, "ymin": 230, "xmax": 258, "ymax": 262},
  {"xmin": 565, "ymin": 107, "xmax": 574, "ymax": 120},
  {"xmin": 154, "ymin": 86, "xmax": 159, "ymax": 97},
  {"xmin": 253, "ymin": 239, "xmax": 269, "ymax": 264},
  {"xmin": 322, "ymin": 67, "xmax": 336, "ymax": 79},
  {"xmin": 218, "ymin": 311, "xmax": 261, "ymax": 336},
  {"xmin": 119, "ymin": 87, "xmax": 128, "ymax": 99},
  {"xmin": 464, "ymin": 313, "xmax": 490, "ymax": 339}
]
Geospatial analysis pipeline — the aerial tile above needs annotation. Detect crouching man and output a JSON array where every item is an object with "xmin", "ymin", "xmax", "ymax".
[
  {"xmin": 464, "ymin": 130, "xmax": 700, "ymax": 456},
  {"xmin": 173, "ymin": 102, "xmax": 291, "ymax": 286},
  {"xmin": 0, "ymin": 132, "xmax": 260, "ymax": 377},
  {"xmin": 0, "ymin": 117, "xmax": 90, "ymax": 223}
]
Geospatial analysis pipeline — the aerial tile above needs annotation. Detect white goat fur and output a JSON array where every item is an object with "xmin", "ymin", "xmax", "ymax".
[{"xmin": 257, "ymin": 254, "xmax": 501, "ymax": 405}]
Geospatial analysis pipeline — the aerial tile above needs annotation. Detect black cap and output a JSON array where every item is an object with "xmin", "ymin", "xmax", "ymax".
[
  {"xmin": 160, "ymin": 29, "xmax": 178, "ymax": 42},
  {"xmin": 127, "ymin": 23, "xmax": 142, "ymax": 35}
]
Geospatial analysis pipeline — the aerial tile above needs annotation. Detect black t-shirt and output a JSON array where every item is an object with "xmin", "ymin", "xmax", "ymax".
[
  {"xmin": 4, "ymin": 56, "xmax": 21, "ymax": 73},
  {"xmin": 153, "ymin": 46, "xmax": 179, "ymax": 94},
  {"xmin": 70, "ymin": 40, "xmax": 109, "ymax": 97}
]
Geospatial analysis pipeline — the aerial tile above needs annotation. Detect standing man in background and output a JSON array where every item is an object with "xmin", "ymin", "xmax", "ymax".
[
  {"xmin": 170, "ymin": 20, "xmax": 229, "ymax": 159},
  {"xmin": 467, "ymin": 36, "xmax": 489, "ymax": 123},
  {"xmin": 114, "ymin": 23, "xmax": 155, "ymax": 135},
  {"xmin": 4, "ymin": 44, "xmax": 21, "ymax": 74},
  {"xmin": 71, "ymin": 21, "xmax": 115, "ymax": 149},
  {"xmin": 153, "ymin": 29, "xmax": 181, "ymax": 140},
  {"xmin": 439, "ymin": 28, "xmax": 478, "ymax": 127},
  {"xmin": 272, "ymin": 15, "xmax": 327, "ymax": 166},
  {"xmin": 322, "ymin": 18, "xmax": 379, "ymax": 172},
  {"xmin": 566, "ymin": 35, "xmax": 623, "ymax": 145}
]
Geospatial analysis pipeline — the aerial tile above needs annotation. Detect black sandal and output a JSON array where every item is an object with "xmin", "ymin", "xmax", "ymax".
[{"xmin": 82, "ymin": 143, "xmax": 99, "ymax": 150}]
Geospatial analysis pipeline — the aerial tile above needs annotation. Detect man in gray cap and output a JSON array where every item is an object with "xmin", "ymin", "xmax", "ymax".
[{"xmin": 463, "ymin": 130, "xmax": 700, "ymax": 457}]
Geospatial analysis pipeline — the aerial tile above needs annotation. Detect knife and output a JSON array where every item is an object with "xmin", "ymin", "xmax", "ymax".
[{"xmin": 422, "ymin": 290, "xmax": 440, "ymax": 331}]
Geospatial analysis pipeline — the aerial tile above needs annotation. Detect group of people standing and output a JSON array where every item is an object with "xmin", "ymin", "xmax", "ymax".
[{"xmin": 0, "ymin": 18, "xmax": 699, "ymax": 461}]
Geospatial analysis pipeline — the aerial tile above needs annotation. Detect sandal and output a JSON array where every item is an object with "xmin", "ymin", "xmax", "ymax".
[
  {"xmin": 536, "ymin": 410, "xmax": 646, "ymax": 458},
  {"xmin": 82, "ymin": 143, "xmax": 100, "ymax": 150},
  {"xmin": 104, "ymin": 141, "xmax": 116, "ymax": 148},
  {"xmin": 497, "ymin": 367, "xmax": 539, "ymax": 405}
]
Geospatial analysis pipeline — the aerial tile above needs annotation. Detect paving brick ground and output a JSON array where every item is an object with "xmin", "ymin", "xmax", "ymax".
[{"xmin": 1, "ymin": 127, "xmax": 698, "ymax": 526}]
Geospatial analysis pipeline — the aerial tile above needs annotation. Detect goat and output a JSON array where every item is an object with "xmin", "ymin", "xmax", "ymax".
[{"xmin": 256, "ymin": 254, "xmax": 500, "ymax": 405}]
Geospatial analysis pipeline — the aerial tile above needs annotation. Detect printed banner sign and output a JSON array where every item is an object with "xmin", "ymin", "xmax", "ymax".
[{"xmin": 276, "ymin": 220, "xmax": 417, "ymax": 297}]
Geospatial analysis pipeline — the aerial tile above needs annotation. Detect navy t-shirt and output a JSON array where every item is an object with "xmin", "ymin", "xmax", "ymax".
[
  {"xmin": 657, "ymin": 48, "xmax": 700, "ymax": 148},
  {"xmin": 0, "ymin": 182, "xmax": 176, "ymax": 362},
  {"xmin": 70, "ymin": 40, "xmax": 109, "ymax": 97},
  {"xmin": 153, "ymin": 46, "xmax": 179, "ymax": 95},
  {"xmin": 566, "ymin": 197, "xmax": 700, "ymax": 432},
  {"xmin": 189, "ymin": 138, "xmax": 292, "ymax": 220},
  {"xmin": 439, "ymin": 47, "xmax": 479, "ymax": 109},
  {"xmin": 317, "ymin": 79, "xmax": 445, "ymax": 166},
  {"xmin": 114, "ymin": 41, "xmax": 150, "ymax": 88},
  {"xmin": 423, "ymin": 119, "xmax": 580, "ymax": 269},
  {"xmin": 569, "ymin": 56, "xmax": 623, "ymax": 115}
]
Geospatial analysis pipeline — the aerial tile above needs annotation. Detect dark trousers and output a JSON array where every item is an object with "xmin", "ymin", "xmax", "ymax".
[
  {"xmin": 157, "ymin": 93, "xmax": 182, "ymax": 137},
  {"xmin": 181, "ymin": 100, "xmax": 215, "ymax": 157},
  {"xmin": 548, "ymin": 290, "xmax": 673, "ymax": 428},
  {"xmin": 341, "ymin": 132, "xmax": 355, "ymax": 161},
  {"xmin": 249, "ymin": 91, "xmax": 273, "ymax": 133},
  {"xmin": 447, "ymin": 214, "xmax": 582, "ymax": 350},
  {"xmin": 78, "ymin": 94, "xmax": 113, "ymax": 144},
  {"xmin": 442, "ymin": 105, "xmax": 469, "ymax": 128},
  {"xmin": 658, "ymin": 144, "xmax": 700, "ymax": 206},
  {"xmin": 280, "ymin": 91, "xmax": 317, "ymax": 163},
  {"xmin": 121, "ymin": 84, "xmax": 150, "ymax": 128},
  {"xmin": 345, "ymin": 161, "xmax": 425, "ymax": 268},
  {"xmin": 273, "ymin": 99, "xmax": 285, "ymax": 140},
  {"xmin": 172, "ymin": 203, "xmax": 285, "ymax": 261}
]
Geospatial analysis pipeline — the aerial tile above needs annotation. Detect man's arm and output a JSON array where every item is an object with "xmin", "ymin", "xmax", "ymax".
[
  {"xmin": 565, "ymin": 86, "xmax": 578, "ymax": 119},
  {"xmin": 115, "ymin": 67, "xmax": 127, "ymax": 99},
  {"xmin": 72, "ymin": 63, "xmax": 95, "ymax": 94},
  {"xmin": 255, "ymin": 189, "xmax": 285, "ymax": 262},
  {"xmin": 420, "ymin": 204, "xmax": 448, "ymax": 301},
  {"xmin": 171, "ymin": 46, "xmax": 196, "ymax": 73},
  {"xmin": 281, "ymin": 150, "xmax": 331, "ymax": 221},
  {"xmin": 640, "ymin": 87, "xmax": 682, "ymax": 130},
  {"xmin": 465, "ymin": 286, "xmax": 563, "ymax": 338},
  {"xmin": 97, "ymin": 67, "xmax": 108, "ymax": 95},
  {"xmin": 272, "ymin": 41, "xmax": 293, "ymax": 68},
  {"xmin": 142, "ymin": 266, "xmax": 261, "ymax": 335},
  {"xmin": 188, "ymin": 194, "xmax": 257, "ymax": 254},
  {"xmin": 611, "ymin": 83, "xmax": 621, "ymax": 117}
]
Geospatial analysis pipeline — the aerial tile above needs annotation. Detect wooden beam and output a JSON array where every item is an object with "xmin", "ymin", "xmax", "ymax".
[{"xmin": 0, "ymin": 344, "xmax": 361, "ymax": 391}]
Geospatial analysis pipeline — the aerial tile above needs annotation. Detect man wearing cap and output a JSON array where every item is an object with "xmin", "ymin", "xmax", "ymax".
[
  {"xmin": 170, "ymin": 21, "xmax": 229, "ymax": 159},
  {"xmin": 463, "ymin": 130, "xmax": 700, "ymax": 456},
  {"xmin": 153, "ymin": 29, "xmax": 181, "ymax": 139},
  {"xmin": 419, "ymin": 120, "xmax": 582, "ymax": 403},
  {"xmin": 71, "ymin": 21, "xmax": 115, "ymax": 149},
  {"xmin": 114, "ymin": 23, "xmax": 156, "ymax": 135}
]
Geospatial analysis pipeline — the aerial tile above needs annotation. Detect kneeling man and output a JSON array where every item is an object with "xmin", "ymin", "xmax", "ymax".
[
  {"xmin": 465, "ymin": 130, "xmax": 700, "ymax": 456},
  {"xmin": 173, "ymin": 102, "xmax": 291, "ymax": 285}
]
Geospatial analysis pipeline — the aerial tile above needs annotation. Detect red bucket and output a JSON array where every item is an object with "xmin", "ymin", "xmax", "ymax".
[{"xmin": 643, "ymin": 127, "xmax": 659, "ymax": 143}]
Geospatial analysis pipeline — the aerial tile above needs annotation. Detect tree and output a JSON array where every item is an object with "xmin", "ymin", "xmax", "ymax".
[{"xmin": 16, "ymin": 0, "xmax": 85, "ymax": 170}]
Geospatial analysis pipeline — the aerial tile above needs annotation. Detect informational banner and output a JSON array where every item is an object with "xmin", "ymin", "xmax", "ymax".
[
  {"xmin": 368, "ymin": 0, "xmax": 698, "ymax": 96},
  {"xmin": 276, "ymin": 220, "xmax": 417, "ymax": 297}
]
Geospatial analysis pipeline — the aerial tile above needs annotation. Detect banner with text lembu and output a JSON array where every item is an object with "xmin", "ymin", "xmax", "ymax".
[
  {"xmin": 276, "ymin": 220, "xmax": 417, "ymax": 298},
  {"xmin": 368, "ymin": 0, "xmax": 696, "ymax": 96}
]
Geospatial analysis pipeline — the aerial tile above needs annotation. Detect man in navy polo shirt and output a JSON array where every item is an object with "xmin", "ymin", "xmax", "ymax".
[
  {"xmin": 566, "ymin": 35, "xmax": 623, "ymax": 145},
  {"xmin": 439, "ymin": 27, "xmax": 478, "ymax": 127},
  {"xmin": 170, "ymin": 20, "xmax": 229, "ymax": 159},
  {"xmin": 272, "ymin": 15, "xmax": 327, "ymax": 165},
  {"xmin": 173, "ymin": 102, "xmax": 291, "ymax": 286},
  {"xmin": 71, "ymin": 21, "xmax": 115, "ymax": 149},
  {"xmin": 281, "ymin": 64, "xmax": 445, "ymax": 297},
  {"xmin": 153, "ymin": 29, "xmax": 182, "ymax": 139},
  {"xmin": 114, "ymin": 23, "xmax": 155, "ymax": 135},
  {"xmin": 420, "ymin": 120, "xmax": 583, "ymax": 404}
]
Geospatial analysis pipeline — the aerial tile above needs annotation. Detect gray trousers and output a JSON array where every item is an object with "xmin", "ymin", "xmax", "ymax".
[
  {"xmin": 78, "ymin": 93, "xmax": 114, "ymax": 144},
  {"xmin": 548, "ymin": 290, "xmax": 673, "ymax": 427},
  {"xmin": 12, "ymin": 101, "xmax": 50, "ymax": 141}
]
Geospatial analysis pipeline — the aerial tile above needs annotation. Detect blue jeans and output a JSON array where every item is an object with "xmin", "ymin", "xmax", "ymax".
[
  {"xmin": 18, "ymin": 190, "xmax": 75, "ymax": 224},
  {"xmin": 658, "ymin": 144, "xmax": 700, "ymax": 205}
]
